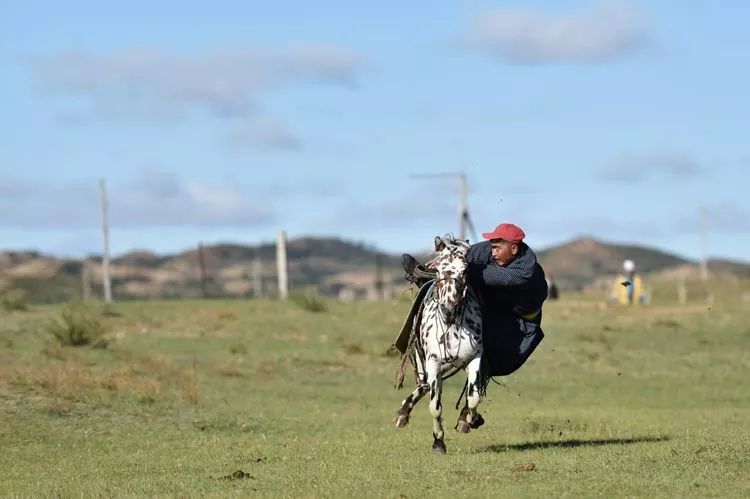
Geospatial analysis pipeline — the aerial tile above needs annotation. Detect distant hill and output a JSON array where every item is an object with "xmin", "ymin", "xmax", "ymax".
[
  {"xmin": 0, "ymin": 238, "xmax": 405, "ymax": 303},
  {"xmin": 537, "ymin": 237, "xmax": 689, "ymax": 290},
  {"xmin": 1, "ymin": 236, "xmax": 748, "ymax": 302}
]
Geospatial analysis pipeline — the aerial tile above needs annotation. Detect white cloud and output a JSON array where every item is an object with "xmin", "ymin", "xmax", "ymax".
[
  {"xmin": 597, "ymin": 153, "xmax": 703, "ymax": 183},
  {"xmin": 467, "ymin": 2, "xmax": 648, "ymax": 63},
  {"xmin": 25, "ymin": 45, "xmax": 363, "ymax": 122},
  {"xmin": 0, "ymin": 170, "xmax": 274, "ymax": 229},
  {"xmin": 229, "ymin": 120, "xmax": 303, "ymax": 151}
]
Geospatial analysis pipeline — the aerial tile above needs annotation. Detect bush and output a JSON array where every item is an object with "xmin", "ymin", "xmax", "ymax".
[
  {"xmin": 48, "ymin": 302, "xmax": 107, "ymax": 347},
  {"xmin": 289, "ymin": 289, "xmax": 328, "ymax": 313},
  {"xmin": 1, "ymin": 288, "xmax": 29, "ymax": 312}
]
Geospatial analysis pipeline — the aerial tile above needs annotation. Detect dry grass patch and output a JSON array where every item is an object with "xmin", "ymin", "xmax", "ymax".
[
  {"xmin": 179, "ymin": 361, "xmax": 199, "ymax": 405},
  {"xmin": 215, "ymin": 361, "xmax": 248, "ymax": 378},
  {"xmin": 10, "ymin": 363, "xmax": 163, "ymax": 400}
]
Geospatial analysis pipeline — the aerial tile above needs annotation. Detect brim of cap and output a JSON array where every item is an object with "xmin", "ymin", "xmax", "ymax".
[{"xmin": 482, "ymin": 232, "xmax": 523, "ymax": 242}]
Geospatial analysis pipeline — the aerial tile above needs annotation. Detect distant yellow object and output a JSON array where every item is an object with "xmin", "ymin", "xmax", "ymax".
[{"xmin": 611, "ymin": 274, "xmax": 645, "ymax": 305}]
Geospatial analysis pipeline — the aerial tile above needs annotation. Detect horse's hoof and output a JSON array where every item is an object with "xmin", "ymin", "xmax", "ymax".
[
  {"xmin": 456, "ymin": 420, "xmax": 471, "ymax": 433},
  {"xmin": 394, "ymin": 414, "xmax": 409, "ymax": 428},
  {"xmin": 432, "ymin": 438, "xmax": 447, "ymax": 455},
  {"xmin": 469, "ymin": 414, "xmax": 485, "ymax": 429}
]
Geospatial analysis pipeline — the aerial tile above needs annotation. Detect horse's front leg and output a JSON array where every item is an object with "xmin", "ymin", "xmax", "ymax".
[
  {"xmin": 394, "ymin": 353, "xmax": 427, "ymax": 427},
  {"xmin": 394, "ymin": 383, "xmax": 429, "ymax": 427},
  {"xmin": 456, "ymin": 357, "xmax": 484, "ymax": 433},
  {"xmin": 426, "ymin": 354, "xmax": 446, "ymax": 454}
]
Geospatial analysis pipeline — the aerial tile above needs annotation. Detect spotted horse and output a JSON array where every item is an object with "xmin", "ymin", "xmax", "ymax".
[{"xmin": 394, "ymin": 236, "xmax": 484, "ymax": 454}]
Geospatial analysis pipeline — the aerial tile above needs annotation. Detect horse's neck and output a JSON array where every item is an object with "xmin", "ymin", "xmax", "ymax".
[{"xmin": 424, "ymin": 284, "xmax": 479, "ymax": 327}]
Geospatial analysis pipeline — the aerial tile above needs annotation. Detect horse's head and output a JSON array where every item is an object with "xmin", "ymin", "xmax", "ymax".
[{"xmin": 432, "ymin": 235, "xmax": 471, "ymax": 324}]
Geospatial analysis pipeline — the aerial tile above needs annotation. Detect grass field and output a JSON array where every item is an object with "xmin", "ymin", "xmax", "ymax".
[{"xmin": 1, "ymin": 288, "xmax": 749, "ymax": 497}]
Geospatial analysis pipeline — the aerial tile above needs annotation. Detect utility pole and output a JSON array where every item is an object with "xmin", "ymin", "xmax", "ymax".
[
  {"xmin": 276, "ymin": 231, "xmax": 289, "ymax": 300},
  {"xmin": 458, "ymin": 173, "xmax": 468, "ymax": 240},
  {"xmin": 699, "ymin": 207, "xmax": 708, "ymax": 281},
  {"xmin": 99, "ymin": 179, "xmax": 112, "ymax": 303},
  {"xmin": 410, "ymin": 172, "xmax": 477, "ymax": 241}
]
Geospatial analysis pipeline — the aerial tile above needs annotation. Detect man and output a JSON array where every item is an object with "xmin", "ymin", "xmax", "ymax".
[
  {"xmin": 401, "ymin": 222, "xmax": 548, "ymax": 379},
  {"xmin": 611, "ymin": 259, "xmax": 645, "ymax": 305}
]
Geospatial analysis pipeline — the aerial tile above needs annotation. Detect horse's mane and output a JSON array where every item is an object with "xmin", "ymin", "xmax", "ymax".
[{"xmin": 434, "ymin": 234, "xmax": 471, "ymax": 257}]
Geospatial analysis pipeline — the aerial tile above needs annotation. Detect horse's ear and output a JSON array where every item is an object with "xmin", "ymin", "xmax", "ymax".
[
  {"xmin": 456, "ymin": 239, "xmax": 471, "ymax": 251},
  {"xmin": 434, "ymin": 236, "xmax": 446, "ymax": 252}
]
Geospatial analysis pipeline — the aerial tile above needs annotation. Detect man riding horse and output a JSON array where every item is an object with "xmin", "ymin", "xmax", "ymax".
[{"xmin": 401, "ymin": 222, "xmax": 548, "ymax": 386}]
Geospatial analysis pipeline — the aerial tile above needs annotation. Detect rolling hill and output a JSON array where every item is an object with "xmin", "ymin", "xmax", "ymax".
[{"xmin": 1, "ymin": 236, "xmax": 747, "ymax": 303}]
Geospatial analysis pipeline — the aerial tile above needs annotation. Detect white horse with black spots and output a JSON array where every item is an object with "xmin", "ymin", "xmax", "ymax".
[{"xmin": 394, "ymin": 236, "xmax": 484, "ymax": 454}]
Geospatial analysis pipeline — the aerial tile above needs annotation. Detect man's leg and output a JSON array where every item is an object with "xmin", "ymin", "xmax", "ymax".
[{"xmin": 482, "ymin": 314, "xmax": 544, "ymax": 377}]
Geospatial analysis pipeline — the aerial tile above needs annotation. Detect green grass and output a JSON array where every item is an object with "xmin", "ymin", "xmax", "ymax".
[{"xmin": 0, "ymin": 292, "xmax": 749, "ymax": 497}]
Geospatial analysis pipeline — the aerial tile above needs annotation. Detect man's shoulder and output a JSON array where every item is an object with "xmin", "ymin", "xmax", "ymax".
[
  {"xmin": 468, "ymin": 240, "xmax": 491, "ymax": 259},
  {"xmin": 470, "ymin": 240, "xmax": 491, "ymax": 250},
  {"xmin": 513, "ymin": 243, "xmax": 537, "ymax": 267}
]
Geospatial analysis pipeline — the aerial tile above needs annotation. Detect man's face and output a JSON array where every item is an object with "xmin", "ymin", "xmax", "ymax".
[{"xmin": 490, "ymin": 239, "xmax": 519, "ymax": 266}]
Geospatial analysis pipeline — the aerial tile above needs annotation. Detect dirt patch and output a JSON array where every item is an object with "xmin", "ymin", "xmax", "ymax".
[
  {"xmin": 522, "ymin": 418, "xmax": 589, "ymax": 435},
  {"xmin": 343, "ymin": 344, "xmax": 365, "ymax": 355},
  {"xmin": 512, "ymin": 463, "xmax": 536, "ymax": 472},
  {"xmin": 217, "ymin": 470, "xmax": 254, "ymax": 481},
  {"xmin": 653, "ymin": 319, "xmax": 681, "ymax": 328}
]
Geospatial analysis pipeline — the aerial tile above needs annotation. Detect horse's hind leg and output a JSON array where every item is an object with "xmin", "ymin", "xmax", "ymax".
[
  {"xmin": 426, "ymin": 355, "xmax": 446, "ymax": 454},
  {"xmin": 456, "ymin": 357, "xmax": 484, "ymax": 433},
  {"xmin": 394, "ymin": 383, "xmax": 428, "ymax": 427}
]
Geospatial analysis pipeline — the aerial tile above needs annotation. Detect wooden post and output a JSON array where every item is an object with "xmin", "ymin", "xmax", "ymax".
[
  {"xmin": 252, "ymin": 250, "xmax": 263, "ymax": 298},
  {"xmin": 100, "ymin": 179, "xmax": 112, "ymax": 303},
  {"xmin": 198, "ymin": 243, "xmax": 207, "ymax": 298},
  {"xmin": 81, "ymin": 259, "xmax": 92, "ymax": 301},
  {"xmin": 677, "ymin": 275, "xmax": 687, "ymax": 305},
  {"xmin": 699, "ymin": 207, "xmax": 709, "ymax": 281},
  {"xmin": 375, "ymin": 254, "xmax": 384, "ymax": 301},
  {"xmin": 276, "ymin": 231, "xmax": 289, "ymax": 300}
]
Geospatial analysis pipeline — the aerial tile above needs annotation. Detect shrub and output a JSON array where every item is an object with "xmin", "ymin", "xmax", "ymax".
[
  {"xmin": 1, "ymin": 288, "xmax": 29, "ymax": 312},
  {"xmin": 289, "ymin": 289, "xmax": 328, "ymax": 312},
  {"xmin": 48, "ymin": 302, "xmax": 107, "ymax": 347}
]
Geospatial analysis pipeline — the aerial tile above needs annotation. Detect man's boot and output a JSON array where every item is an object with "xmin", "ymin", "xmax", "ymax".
[{"xmin": 401, "ymin": 254, "xmax": 436, "ymax": 286}]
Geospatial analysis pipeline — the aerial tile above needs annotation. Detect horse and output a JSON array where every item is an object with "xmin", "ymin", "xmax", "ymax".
[{"xmin": 394, "ymin": 235, "xmax": 484, "ymax": 454}]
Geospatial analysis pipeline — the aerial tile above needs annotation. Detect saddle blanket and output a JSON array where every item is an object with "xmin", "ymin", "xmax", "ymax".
[{"xmin": 391, "ymin": 280, "xmax": 434, "ymax": 354}]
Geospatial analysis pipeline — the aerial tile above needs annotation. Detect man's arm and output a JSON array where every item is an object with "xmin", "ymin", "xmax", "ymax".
[{"xmin": 466, "ymin": 242, "xmax": 537, "ymax": 288}]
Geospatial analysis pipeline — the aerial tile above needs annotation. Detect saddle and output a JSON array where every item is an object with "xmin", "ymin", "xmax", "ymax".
[{"xmin": 391, "ymin": 280, "xmax": 434, "ymax": 355}]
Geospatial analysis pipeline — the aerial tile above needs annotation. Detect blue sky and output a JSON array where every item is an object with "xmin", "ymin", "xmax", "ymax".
[{"xmin": 1, "ymin": 0, "xmax": 748, "ymax": 261}]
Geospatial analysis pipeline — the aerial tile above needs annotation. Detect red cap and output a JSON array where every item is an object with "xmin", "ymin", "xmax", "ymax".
[{"xmin": 482, "ymin": 223, "xmax": 525, "ymax": 243}]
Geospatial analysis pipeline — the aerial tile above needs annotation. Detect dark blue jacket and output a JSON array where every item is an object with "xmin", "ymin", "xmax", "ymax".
[
  {"xmin": 466, "ymin": 241, "xmax": 548, "ymax": 316},
  {"xmin": 465, "ymin": 241, "xmax": 548, "ymax": 376}
]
